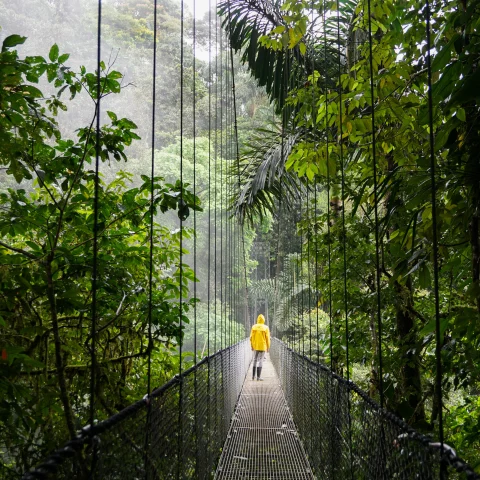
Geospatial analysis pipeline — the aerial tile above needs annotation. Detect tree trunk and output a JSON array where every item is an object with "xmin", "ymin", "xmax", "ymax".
[
  {"xmin": 470, "ymin": 185, "xmax": 480, "ymax": 313},
  {"xmin": 395, "ymin": 278, "xmax": 426, "ymax": 426},
  {"xmin": 46, "ymin": 259, "xmax": 76, "ymax": 439}
]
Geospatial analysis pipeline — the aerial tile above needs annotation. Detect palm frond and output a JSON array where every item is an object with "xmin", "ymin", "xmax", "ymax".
[
  {"xmin": 218, "ymin": 0, "xmax": 308, "ymax": 111},
  {"xmin": 229, "ymin": 123, "xmax": 305, "ymax": 225},
  {"xmin": 218, "ymin": 0, "xmax": 357, "ymax": 109},
  {"xmin": 249, "ymin": 278, "xmax": 277, "ymax": 301},
  {"xmin": 249, "ymin": 254, "xmax": 319, "ymax": 330}
]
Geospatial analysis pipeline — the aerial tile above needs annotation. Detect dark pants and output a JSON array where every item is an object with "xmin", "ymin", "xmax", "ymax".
[{"xmin": 253, "ymin": 350, "xmax": 265, "ymax": 368}]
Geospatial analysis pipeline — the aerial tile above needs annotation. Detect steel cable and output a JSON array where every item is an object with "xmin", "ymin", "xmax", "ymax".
[
  {"xmin": 89, "ymin": 0, "xmax": 102, "ymax": 436},
  {"xmin": 177, "ymin": 0, "xmax": 185, "ymax": 474},
  {"xmin": 424, "ymin": 1, "xmax": 445, "ymax": 476},
  {"xmin": 334, "ymin": 1, "xmax": 353, "ymax": 476},
  {"xmin": 366, "ymin": 0, "xmax": 385, "ymax": 412}
]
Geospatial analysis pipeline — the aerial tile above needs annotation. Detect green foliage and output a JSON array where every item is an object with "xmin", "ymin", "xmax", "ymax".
[
  {"xmin": 446, "ymin": 395, "xmax": 480, "ymax": 470},
  {"xmin": 218, "ymin": 0, "xmax": 309, "ymax": 111},
  {"xmin": 183, "ymin": 300, "xmax": 245, "ymax": 357},
  {"xmin": 0, "ymin": 36, "xmax": 201, "ymax": 475},
  {"xmin": 225, "ymin": 0, "xmax": 480, "ymax": 470},
  {"xmin": 229, "ymin": 124, "xmax": 305, "ymax": 224},
  {"xmin": 0, "ymin": 0, "xmax": 268, "ymax": 473}
]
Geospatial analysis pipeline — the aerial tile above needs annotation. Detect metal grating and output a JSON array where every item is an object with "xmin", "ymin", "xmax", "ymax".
[
  {"xmin": 23, "ymin": 338, "xmax": 480, "ymax": 479},
  {"xmin": 269, "ymin": 338, "xmax": 480, "ymax": 480},
  {"xmin": 214, "ymin": 356, "xmax": 315, "ymax": 480},
  {"xmin": 22, "ymin": 341, "xmax": 251, "ymax": 480}
]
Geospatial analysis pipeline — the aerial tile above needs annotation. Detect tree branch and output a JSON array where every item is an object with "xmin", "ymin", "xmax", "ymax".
[
  {"xmin": 16, "ymin": 351, "xmax": 149, "ymax": 376},
  {"xmin": 45, "ymin": 259, "xmax": 76, "ymax": 439},
  {"xmin": 0, "ymin": 240, "xmax": 39, "ymax": 260}
]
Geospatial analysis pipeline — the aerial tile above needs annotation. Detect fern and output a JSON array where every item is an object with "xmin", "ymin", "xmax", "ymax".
[{"xmin": 249, "ymin": 254, "xmax": 318, "ymax": 330}]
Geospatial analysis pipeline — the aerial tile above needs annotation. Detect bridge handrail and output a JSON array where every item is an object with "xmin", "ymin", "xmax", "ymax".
[
  {"xmin": 22, "ymin": 339, "xmax": 250, "ymax": 480},
  {"xmin": 271, "ymin": 337, "xmax": 480, "ymax": 479}
]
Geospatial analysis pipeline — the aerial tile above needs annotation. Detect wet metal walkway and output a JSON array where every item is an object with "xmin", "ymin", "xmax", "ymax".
[{"xmin": 214, "ymin": 356, "xmax": 315, "ymax": 479}]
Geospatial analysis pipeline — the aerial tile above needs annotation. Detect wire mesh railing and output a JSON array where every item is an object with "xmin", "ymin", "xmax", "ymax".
[
  {"xmin": 22, "ymin": 340, "xmax": 250, "ymax": 480},
  {"xmin": 270, "ymin": 338, "xmax": 480, "ymax": 480}
]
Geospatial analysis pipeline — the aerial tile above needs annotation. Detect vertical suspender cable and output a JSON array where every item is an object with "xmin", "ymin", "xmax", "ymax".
[
  {"xmin": 237, "ymin": 95, "xmax": 249, "ymax": 337},
  {"xmin": 224, "ymin": 30, "xmax": 228, "ymax": 349},
  {"xmin": 223, "ymin": 22, "xmax": 227, "ymax": 349},
  {"xmin": 226, "ymin": 55, "xmax": 231, "ymax": 347},
  {"xmin": 206, "ymin": 0, "xmax": 213, "ymax": 461},
  {"xmin": 301, "ymin": 33, "xmax": 313, "ymax": 360},
  {"xmin": 275, "ymin": 192, "xmax": 282, "ymax": 341},
  {"xmin": 366, "ymin": 0, "xmax": 384, "ymax": 409},
  {"xmin": 293, "ymin": 56, "xmax": 302, "ymax": 355},
  {"xmin": 87, "ymin": 1, "xmax": 102, "ymax": 474},
  {"xmin": 177, "ymin": 0, "xmax": 185, "ymax": 474},
  {"xmin": 144, "ymin": 2, "xmax": 158, "ymax": 475},
  {"xmin": 336, "ymin": 0, "xmax": 348, "ymax": 390},
  {"xmin": 310, "ymin": 0, "xmax": 319, "ymax": 359},
  {"xmin": 179, "ymin": 0, "xmax": 185, "ymax": 360},
  {"xmin": 239, "ymin": 213, "xmax": 248, "ymax": 336},
  {"xmin": 276, "ymin": 106, "xmax": 284, "ymax": 342},
  {"xmin": 323, "ymin": 0, "xmax": 333, "ymax": 372},
  {"xmin": 293, "ymin": 240, "xmax": 297, "ymax": 348},
  {"xmin": 307, "ymin": 5, "xmax": 315, "ymax": 459},
  {"xmin": 224, "ymin": 32, "xmax": 228, "ymax": 347},
  {"xmin": 240, "ymin": 222, "xmax": 249, "ymax": 337},
  {"xmin": 308, "ymin": 200, "xmax": 313, "ymax": 455},
  {"xmin": 229, "ymin": 59, "xmax": 233, "ymax": 347},
  {"xmin": 214, "ymin": 6, "xmax": 218, "ymax": 352},
  {"xmin": 314, "ymin": 174, "xmax": 319, "ymax": 354},
  {"xmin": 335, "ymin": 1, "xmax": 353, "ymax": 477},
  {"xmin": 240, "ymin": 199, "xmax": 249, "ymax": 336},
  {"xmin": 147, "ymin": 0, "xmax": 158, "ymax": 402},
  {"xmin": 229, "ymin": 50, "xmax": 232, "ymax": 347},
  {"xmin": 192, "ymin": 0, "xmax": 199, "ymax": 472},
  {"xmin": 219, "ymin": 26, "xmax": 224, "ymax": 351},
  {"xmin": 298, "ymin": 56, "xmax": 306, "ymax": 429},
  {"xmin": 365, "ymin": 3, "xmax": 388, "ymax": 474},
  {"xmin": 193, "ymin": 0, "xmax": 197, "ymax": 366},
  {"xmin": 297, "ymin": 54, "xmax": 310, "ymax": 440},
  {"xmin": 225, "ymin": 35, "xmax": 229, "ymax": 347},
  {"xmin": 228, "ymin": 0, "xmax": 243, "ymax": 340},
  {"xmin": 238, "ymin": 225, "xmax": 242, "ymax": 343},
  {"xmin": 228, "ymin": 2, "xmax": 250, "ymax": 333},
  {"xmin": 90, "ymin": 0, "xmax": 102, "ymax": 437},
  {"xmin": 229, "ymin": 55, "xmax": 233, "ymax": 347},
  {"xmin": 224, "ymin": 45, "xmax": 228, "ymax": 348},
  {"xmin": 282, "ymin": 50, "xmax": 289, "ymax": 348},
  {"xmin": 207, "ymin": 0, "xmax": 212, "ymax": 360},
  {"xmin": 425, "ymin": 0, "xmax": 445, "ymax": 473},
  {"xmin": 308, "ymin": 183, "xmax": 312, "ymax": 358},
  {"xmin": 299, "ymin": 61, "xmax": 305, "ymax": 358},
  {"xmin": 323, "ymin": 7, "xmax": 335, "ymax": 479},
  {"xmin": 213, "ymin": 8, "xmax": 220, "ymax": 444}
]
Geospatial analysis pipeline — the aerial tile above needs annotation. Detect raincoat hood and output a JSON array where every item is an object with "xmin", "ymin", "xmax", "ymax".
[{"xmin": 250, "ymin": 314, "xmax": 270, "ymax": 351}]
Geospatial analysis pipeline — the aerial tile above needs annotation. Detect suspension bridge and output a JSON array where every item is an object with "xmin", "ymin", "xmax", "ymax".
[
  {"xmin": 4, "ymin": 0, "xmax": 480, "ymax": 476},
  {"xmin": 22, "ymin": 339, "xmax": 478, "ymax": 479}
]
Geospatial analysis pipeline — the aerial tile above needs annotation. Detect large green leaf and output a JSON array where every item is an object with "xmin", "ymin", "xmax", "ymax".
[{"xmin": 2, "ymin": 34, "xmax": 27, "ymax": 51}]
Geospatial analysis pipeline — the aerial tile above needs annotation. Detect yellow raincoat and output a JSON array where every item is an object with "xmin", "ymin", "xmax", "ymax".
[{"xmin": 250, "ymin": 314, "xmax": 271, "ymax": 351}]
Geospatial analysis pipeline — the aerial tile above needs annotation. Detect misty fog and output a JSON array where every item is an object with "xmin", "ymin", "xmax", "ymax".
[{"xmin": 0, "ymin": 0, "xmax": 272, "ymax": 358}]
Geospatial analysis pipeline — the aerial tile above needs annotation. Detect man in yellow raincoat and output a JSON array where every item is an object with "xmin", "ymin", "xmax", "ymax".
[{"xmin": 249, "ymin": 314, "xmax": 270, "ymax": 381}]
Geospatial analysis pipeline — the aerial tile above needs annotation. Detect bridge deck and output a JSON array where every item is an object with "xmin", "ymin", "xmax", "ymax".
[{"xmin": 214, "ymin": 355, "xmax": 315, "ymax": 480}]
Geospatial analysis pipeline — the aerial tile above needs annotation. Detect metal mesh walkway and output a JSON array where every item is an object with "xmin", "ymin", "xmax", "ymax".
[{"xmin": 214, "ymin": 355, "xmax": 315, "ymax": 480}]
